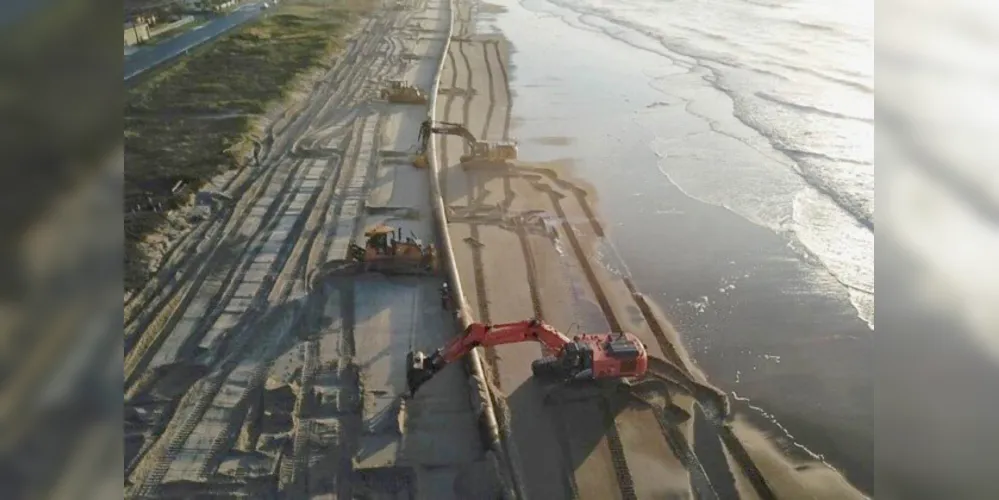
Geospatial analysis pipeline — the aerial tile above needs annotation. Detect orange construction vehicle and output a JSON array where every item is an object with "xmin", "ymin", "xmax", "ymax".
[{"xmin": 406, "ymin": 319, "xmax": 649, "ymax": 396}]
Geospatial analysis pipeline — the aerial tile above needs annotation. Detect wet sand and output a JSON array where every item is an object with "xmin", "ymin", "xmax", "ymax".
[{"xmin": 435, "ymin": 0, "xmax": 869, "ymax": 497}]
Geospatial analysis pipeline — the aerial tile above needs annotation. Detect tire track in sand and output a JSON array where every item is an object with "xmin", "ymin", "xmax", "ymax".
[
  {"xmin": 457, "ymin": 38, "xmax": 476, "ymax": 203},
  {"xmin": 504, "ymin": 182, "xmax": 580, "ymax": 499},
  {"xmin": 481, "ymin": 41, "xmax": 497, "ymax": 141},
  {"xmin": 519, "ymin": 165, "xmax": 756, "ymax": 498},
  {"xmin": 439, "ymin": 46, "xmax": 459, "ymax": 203},
  {"xmin": 124, "ymin": 156, "xmax": 311, "ymax": 393},
  {"xmin": 129, "ymin": 26, "xmax": 391, "ymax": 488},
  {"xmin": 491, "ymin": 40, "xmax": 513, "ymax": 140},
  {"xmin": 472, "ymin": 31, "xmax": 630, "ymax": 500},
  {"xmin": 458, "ymin": 35, "xmax": 504, "ymax": 384},
  {"xmin": 125, "ymin": 12, "xmax": 386, "ymax": 382}
]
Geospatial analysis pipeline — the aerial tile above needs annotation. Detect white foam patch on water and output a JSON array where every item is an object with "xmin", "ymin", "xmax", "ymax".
[
  {"xmin": 792, "ymin": 189, "xmax": 875, "ymax": 328},
  {"xmin": 649, "ymin": 135, "xmax": 798, "ymax": 234},
  {"xmin": 651, "ymin": 135, "xmax": 874, "ymax": 328},
  {"xmin": 518, "ymin": 0, "xmax": 875, "ymax": 329}
]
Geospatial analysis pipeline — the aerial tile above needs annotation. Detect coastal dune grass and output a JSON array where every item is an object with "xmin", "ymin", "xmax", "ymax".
[{"xmin": 124, "ymin": 0, "xmax": 372, "ymax": 291}]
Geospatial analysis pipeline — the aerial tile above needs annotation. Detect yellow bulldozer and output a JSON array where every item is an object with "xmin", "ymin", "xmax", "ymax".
[
  {"xmin": 381, "ymin": 80, "xmax": 428, "ymax": 105},
  {"xmin": 412, "ymin": 120, "xmax": 518, "ymax": 169},
  {"xmin": 349, "ymin": 224, "xmax": 439, "ymax": 275}
]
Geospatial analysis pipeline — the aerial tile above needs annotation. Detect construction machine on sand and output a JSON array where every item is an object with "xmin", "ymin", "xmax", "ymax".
[
  {"xmin": 406, "ymin": 318, "xmax": 733, "ymax": 420},
  {"xmin": 407, "ymin": 319, "xmax": 648, "ymax": 395},
  {"xmin": 412, "ymin": 119, "xmax": 518, "ymax": 169},
  {"xmin": 311, "ymin": 224, "xmax": 439, "ymax": 284},
  {"xmin": 348, "ymin": 224, "xmax": 439, "ymax": 275},
  {"xmin": 381, "ymin": 80, "xmax": 428, "ymax": 104}
]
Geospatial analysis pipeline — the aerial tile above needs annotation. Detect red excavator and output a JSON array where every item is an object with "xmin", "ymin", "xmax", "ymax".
[{"xmin": 406, "ymin": 318, "xmax": 649, "ymax": 396}]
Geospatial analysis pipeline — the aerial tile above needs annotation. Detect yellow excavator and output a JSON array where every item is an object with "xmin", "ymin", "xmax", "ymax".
[{"xmin": 413, "ymin": 120, "xmax": 518, "ymax": 168}]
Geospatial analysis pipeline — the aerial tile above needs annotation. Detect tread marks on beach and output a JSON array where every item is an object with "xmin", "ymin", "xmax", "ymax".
[
  {"xmin": 657, "ymin": 412, "xmax": 719, "ymax": 500},
  {"xmin": 481, "ymin": 40, "xmax": 497, "ymax": 141},
  {"xmin": 125, "ymin": 11, "xmax": 406, "ymax": 492},
  {"xmin": 279, "ymin": 114, "xmax": 378, "ymax": 496},
  {"xmin": 457, "ymin": 39, "xmax": 478, "ymax": 203},
  {"xmin": 440, "ymin": 26, "xmax": 640, "ymax": 500},
  {"xmin": 546, "ymin": 402, "xmax": 585, "ymax": 499},
  {"xmin": 124, "ymin": 156, "xmax": 310, "ymax": 394},
  {"xmin": 539, "ymin": 186, "xmax": 622, "ymax": 333},
  {"xmin": 157, "ymin": 154, "xmax": 335, "ymax": 490},
  {"xmin": 528, "ymin": 167, "xmax": 749, "ymax": 498},
  {"xmin": 534, "ymin": 190, "xmax": 637, "ymax": 500},
  {"xmin": 719, "ymin": 427, "xmax": 778, "ymax": 500},
  {"xmin": 540, "ymin": 177, "xmax": 730, "ymax": 498},
  {"xmin": 122, "ymin": 18, "xmax": 377, "ymax": 341},
  {"xmin": 503, "ymin": 171, "xmax": 627, "ymax": 500},
  {"xmin": 125, "ymin": 9, "xmax": 400, "ymax": 394},
  {"xmin": 490, "ymin": 40, "xmax": 513, "ymax": 140},
  {"xmin": 502, "ymin": 179, "xmax": 583, "ymax": 500},
  {"xmin": 203, "ymin": 113, "xmax": 374, "ymax": 498},
  {"xmin": 123, "ymin": 155, "xmax": 307, "ymax": 389},
  {"xmin": 514, "ymin": 217, "xmax": 544, "ymax": 323},
  {"xmin": 439, "ymin": 46, "xmax": 459, "ymax": 202}
]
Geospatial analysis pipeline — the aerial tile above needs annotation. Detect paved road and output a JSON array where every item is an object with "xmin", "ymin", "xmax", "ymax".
[{"xmin": 124, "ymin": 2, "xmax": 266, "ymax": 81}]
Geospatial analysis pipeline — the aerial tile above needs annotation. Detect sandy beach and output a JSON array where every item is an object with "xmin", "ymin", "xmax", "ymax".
[
  {"xmin": 122, "ymin": 0, "xmax": 876, "ymax": 497},
  {"xmin": 433, "ymin": 0, "xmax": 870, "ymax": 497},
  {"xmin": 123, "ymin": 0, "xmax": 494, "ymax": 496}
]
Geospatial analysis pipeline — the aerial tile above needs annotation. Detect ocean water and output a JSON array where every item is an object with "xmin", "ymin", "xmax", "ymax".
[
  {"xmin": 535, "ymin": 0, "xmax": 875, "ymax": 328},
  {"xmin": 551, "ymin": 0, "xmax": 874, "ymax": 328}
]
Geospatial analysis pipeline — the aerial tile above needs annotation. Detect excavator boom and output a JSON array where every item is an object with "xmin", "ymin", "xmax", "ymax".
[
  {"xmin": 407, "ymin": 319, "xmax": 570, "ymax": 394},
  {"xmin": 406, "ymin": 318, "xmax": 649, "ymax": 396},
  {"xmin": 439, "ymin": 319, "xmax": 571, "ymax": 362},
  {"xmin": 414, "ymin": 119, "xmax": 517, "ymax": 168}
]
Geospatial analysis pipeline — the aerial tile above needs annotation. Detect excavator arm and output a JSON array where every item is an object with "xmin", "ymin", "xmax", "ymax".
[
  {"xmin": 431, "ymin": 121, "xmax": 478, "ymax": 145},
  {"xmin": 406, "ymin": 319, "xmax": 571, "ymax": 395},
  {"xmin": 417, "ymin": 120, "xmax": 478, "ymax": 154}
]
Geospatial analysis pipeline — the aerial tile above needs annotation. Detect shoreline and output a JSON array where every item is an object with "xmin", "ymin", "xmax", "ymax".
[
  {"xmin": 480, "ymin": 0, "xmax": 873, "ymax": 493},
  {"xmin": 437, "ymin": 0, "xmax": 869, "ymax": 497}
]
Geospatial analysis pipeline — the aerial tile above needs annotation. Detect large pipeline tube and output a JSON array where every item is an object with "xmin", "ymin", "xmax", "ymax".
[{"xmin": 425, "ymin": 1, "xmax": 523, "ymax": 498}]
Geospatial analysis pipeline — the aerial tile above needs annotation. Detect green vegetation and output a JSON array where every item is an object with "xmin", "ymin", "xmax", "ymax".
[{"xmin": 124, "ymin": 0, "xmax": 372, "ymax": 291}]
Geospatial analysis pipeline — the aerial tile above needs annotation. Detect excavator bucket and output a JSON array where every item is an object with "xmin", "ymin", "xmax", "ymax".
[{"xmin": 405, "ymin": 350, "xmax": 435, "ymax": 396}]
